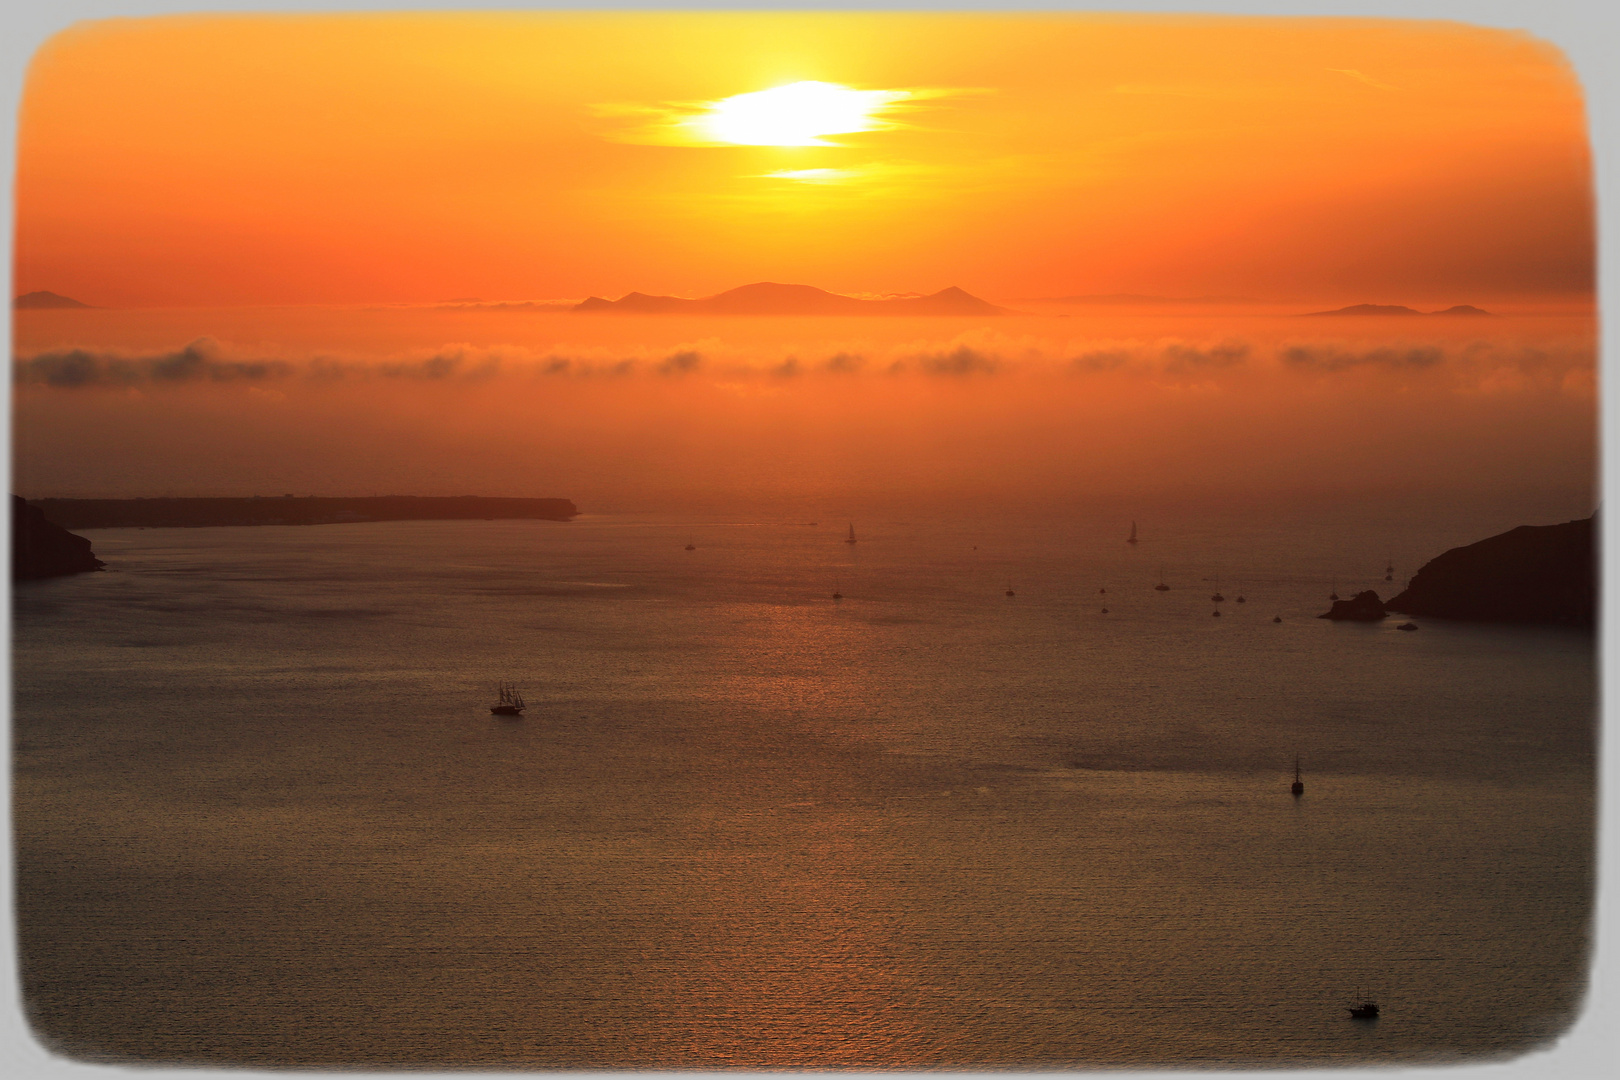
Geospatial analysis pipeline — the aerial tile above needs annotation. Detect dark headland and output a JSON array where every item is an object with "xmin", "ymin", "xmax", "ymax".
[
  {"xmin": 12, "ymin": 495, "xmax": 104, "ymax": 580},
  {"xmin": 28, "ymin": 496, "xmax": 579, "ymax": 530},
  {"xmin": 575, "ymin": 281, "xmax": 1007, "ymax": 316},
  {"xmin": 14, "ymin": 291, "xmax": 95, "ymax": 309},
  {"xmin": 1387, "ymin": 513, "xmax": 1595, "ymax": 627}
]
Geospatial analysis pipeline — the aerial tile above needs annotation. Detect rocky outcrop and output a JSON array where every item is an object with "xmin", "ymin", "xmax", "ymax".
[
  {"xmin": 1387, "ymin": 513, "xmax": 1596, "ymax": 627},
  {"xmin": 1318, "ymin": 590, "xmax": 1388, "ymax": 621},
  {"xmin": 12, "ymin": 495, "xmax": 104, "ymax": 580}
]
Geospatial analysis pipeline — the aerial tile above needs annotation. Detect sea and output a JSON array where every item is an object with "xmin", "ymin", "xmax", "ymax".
[{"xmin": 9, "ymin": 501, "xmax": 1596, "ymax": 1069}]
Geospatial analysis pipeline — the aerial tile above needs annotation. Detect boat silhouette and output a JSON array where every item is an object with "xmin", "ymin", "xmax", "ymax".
[
  {"xmin": 1291, "ymin": 756, "xmax": 1304, "ymax": 796},
  {"xmin": 490, "ymin": 683, "xmax": 525, "ymax": 717},
  {"xmin": 1155, "ymin": 568, "xmax": 1169, "ymax": 592},
  {"xmin": 845, "ymin": 524, "xmax": 857, "ymax": 545},
  {"xmin": 1127, "ymin": 521, "xmax": 1138, "ymax": 545}
]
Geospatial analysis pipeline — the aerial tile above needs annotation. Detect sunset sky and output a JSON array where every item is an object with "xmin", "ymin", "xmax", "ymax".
[
  {"xmin": 14, "ymin": 12, "xmax": 1594, "ymax": 308},
  {"xmin": 9, "ymin": 13, "xmax": 1598, "ymax": 511}
]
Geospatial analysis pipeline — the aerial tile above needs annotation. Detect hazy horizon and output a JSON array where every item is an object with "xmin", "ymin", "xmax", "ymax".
[{"xmin": 13, "ymin": 305, "xmax": 1595, "ymax": 516}]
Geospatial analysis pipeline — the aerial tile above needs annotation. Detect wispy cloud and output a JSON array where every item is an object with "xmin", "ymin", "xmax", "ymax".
[{"xmin": 1327, "ymin": 68, "xmax": 1401, "ymax": 91}]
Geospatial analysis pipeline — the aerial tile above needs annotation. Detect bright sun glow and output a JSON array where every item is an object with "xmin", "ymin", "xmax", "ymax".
[{"xmin": 696, "ymin": 81, "xmax": 910, "ymax": 146}]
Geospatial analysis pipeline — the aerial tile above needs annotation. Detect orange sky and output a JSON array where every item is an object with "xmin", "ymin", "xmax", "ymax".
[{"xmin": 13, "ymin": 13, "xmax": 1594, "ymax": 308}]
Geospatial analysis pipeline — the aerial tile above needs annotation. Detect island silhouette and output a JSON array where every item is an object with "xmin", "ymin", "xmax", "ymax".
[
  {"xmin": 1302, "ymin": 303, "xmax": 1493, "ymax": 317},
  {"xmin": 574, "ymin": 281, "xmax": 1007, "ymax": 316},
  {"xmin": 14, "ymin": 290, "xmax": 94, "ymax": 309}
]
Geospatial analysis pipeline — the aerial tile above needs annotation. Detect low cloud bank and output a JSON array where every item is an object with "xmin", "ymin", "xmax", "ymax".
[
  {"xmin": 16, "ymin": 340, "xmax": 294, "ymax": 388},
  {"xmin": 14, "ymin": 332, "xmax": 1592, "ymax": 392}
]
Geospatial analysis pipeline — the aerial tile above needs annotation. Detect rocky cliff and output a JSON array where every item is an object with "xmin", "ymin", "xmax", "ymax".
[
  {"xmin": 1318, "ymin": 590, "xmax": 1388, "ymax": 621},
  {"xmin": 12, "ymin": 495, "xmax": 105, "ymax": 580},
  {"xmin": 1387, "ymin": 513, "xmax": 1596, "ymax": 627}
]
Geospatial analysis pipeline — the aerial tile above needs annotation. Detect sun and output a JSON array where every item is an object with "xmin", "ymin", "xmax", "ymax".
[{"xmin": 694, "ymin": 81, "xmax": 910, "ymax": 147}]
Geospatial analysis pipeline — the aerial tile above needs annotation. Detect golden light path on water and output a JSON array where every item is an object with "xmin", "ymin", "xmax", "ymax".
[{"xmin": 11, "ymin": 506, "xmax": 1595, "ymax": 1066}]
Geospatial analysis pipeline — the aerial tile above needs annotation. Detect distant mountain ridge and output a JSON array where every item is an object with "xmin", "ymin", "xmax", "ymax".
[
  {"xmin": 575, "ymin": 282, "xmax": 1007, "ymax": 316},
  {"xmin": 1015, "ymin": 293, "xmax": 1263, "ymax": 305},
  {"xmin": 14, "ymin": 291, "xmax": 94, "ymax": 309},
  {"xmin": 1303, "ymin": 303, "xmax": 1493, "ymax": 317}
]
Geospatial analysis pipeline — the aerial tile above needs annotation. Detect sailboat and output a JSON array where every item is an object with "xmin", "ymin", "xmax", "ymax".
[
  {"xmin": 1211, "ymin": 577, "xmax": 1225, "ymax": 603},
  {"xmin": 1154, "ymin": 568, "xmax": 1169, "ymax": 592},
  {"xmin": 1005, "ymin": 582, "xmax": 1016, "ymax": 597},
  {"xmin": 490, "ymin": 683, "xmax": 525, "ymax": 717},
  {"xmin": 1348, "ymin": 992, "xmax": 1380, "ymax": 1019},
  {"xmin": 685, "ymin": 541, "xmax": 696, "ymax": 551},
  {"xmin": 1291, "ymin": 756, "xmax": 1304, "ymax": 797},
  {"xmin": 845, "ymin": 524, "xmax": 857, "ymax": 545},
  {"xmin": 1126, "ymin": 521, "xmax": 1138, "ymax": 545}
]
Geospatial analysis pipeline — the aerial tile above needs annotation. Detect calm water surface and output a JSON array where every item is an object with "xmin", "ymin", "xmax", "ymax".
[{"xmin": 11, "ymin": 509, "xmax": 1594, "ymax": 1067}]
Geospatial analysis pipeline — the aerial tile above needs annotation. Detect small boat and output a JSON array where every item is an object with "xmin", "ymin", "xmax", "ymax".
[
  {"xmin": 1005, "ymin": 583, "xmax": 1016, "ymax": 597},
  {"xmin": 1291, "ymin": 756, "xmax": 1304, "ymax": 796},
  {"xmin": 1397, "ymin": 621, "xmax": 1418, "ymax": 632},
  {"xmin": 1101, "ymin": 607, "xmax": 1109, "ymax": 614},
  {"xmin": 490, "ymin": 682, "xmax": 525, "ymax": 717},
  {"xmin": 1348, "ymin": 993, "xmax": 1379, "ymax": 1019},
  {"xmin": 685, "ymin": 541, "xmax": 696, "ymax": 551},
  {"xmin": 832, "ymin": 591, "xmax": 843, "ymax": 600},
  {"xmin": 1155, "ymin": 568, "xmax": 1169, "ymax": 592},
  {"xmin": 1329, "ymin": 584, "xmax": 1340, "ymax": 601},
  {"xmin": 1212, "ymin": 610, "xmax": 1221, "ymax": 617},
  {"xmin": 845, "ymin": 524, "xmax": 857, "ymax": 545},
  {"xmin": 1127, "ymin": 521, "xmax": 1139, "ymax": 545},
  {"xmin": 1273, "ymin": 615, "xmax": 1283, "ymax": 623}
]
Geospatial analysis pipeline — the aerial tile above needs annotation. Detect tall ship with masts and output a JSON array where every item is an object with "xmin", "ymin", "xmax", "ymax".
[{"xmin": 490, "ymin": 683, "xmax": 525, "ymax": 716}]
